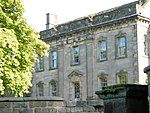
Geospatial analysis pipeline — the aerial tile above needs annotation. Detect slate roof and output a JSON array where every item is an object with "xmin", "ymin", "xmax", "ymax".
[{"xmin": 40, "ymin": 1, "xmax": 139, "ymax": 40}]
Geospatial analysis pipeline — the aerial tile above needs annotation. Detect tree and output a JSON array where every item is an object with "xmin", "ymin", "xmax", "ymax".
[{"xmin": 0, "ymin": 0, "xmax": 49, "ymax": 96}]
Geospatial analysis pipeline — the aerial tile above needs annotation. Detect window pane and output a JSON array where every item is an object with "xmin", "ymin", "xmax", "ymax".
[
  {"xmin": 39, "ymin": 86, "xmax": 43, "ymax": 96},
  {"xmin": 37, "ymin": 83, "xmax": 44, "ymax": 96},
  {"xmin": 119, "ymin": 47, "xmax": 125, "ymax": 56},
  {"xmin": 119, "ymin": 72, "xmax": 127, "ymax": 84},
  {"xmin": 120, "ymin": 37, "xmax": 126, "ymax": 47},
  {"xmin": 100, "ymin": 41, "xmax": 106, "ymax": 51},
  {"xmin": 120, "ymin": 75, "xmax": 126, "ymax": 84},
  {"xmin": 100, "ymin": 78, "xmax": 107, "ymax": 89},
  {"xmin": 52, "ymin": 51, "xmax": 57, "ymax": 59},
  {"xmin": 74, "ymin": 47, "xmax": 79, "ymax": 55},
  {"xmin": 99, "ymin": 41, "xmax": 107, "ymax": 60},
  {"xmin": 118, "ymin": 37, "xmax": 126, "ymax": 57},
  {"xmin": 73, "ymin": 47, "xmax": 79, "ymax": 64},
  {"xmin": 38, "ymin": 56, "xmax": 44, "ymax": 71},
  {"xmin": 51, "ymin": 82, "xmax": 57, "ymax": 96},
  {"xmin": 74, "ymin": 83, "xmax": 80, "ymax": 99},
  {"xmin": 51, "ymin": 51, "xmax": 57, "ymax": 68}
]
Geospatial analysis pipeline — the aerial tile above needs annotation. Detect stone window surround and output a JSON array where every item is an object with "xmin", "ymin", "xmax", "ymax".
[
  {"xmin": 36, "ymin": 56, "xmax": 44, "ymax": 72},
  {"xmin": 36, "ymin": 81, "xmax": 44, "ymax": 96},
  {"xmin": 96, "ymin": 36, "xmax": 107, "ymax": 62},
  {"xmin": 68, "ymin": 70, "xmax": 83, "ymax": 101},
  {"xmin": 49, "ymin": 49, "xmax": 58, "ymax": 70},
  {"xmin": 98, "ymin": 73, "xmax": 108, "ymax": 90},
  {"xmin": 49, "ymin": 80, "xmax": 57, "ymax": 96},
  {"xmin": 116, "ymin": 70, "xmax": 128, "ymax": 84},
  {"xmin": 99, "ymin": 40, "xmax": 107, "ymax": 61},
  {"xmin": 71, "ymin": 46, "xmax": 80, "ymax": 66},
  {"xmin": 74, "ymin": 82, "xmax": 80, "ymax": 100},
  {"xmin": 115, "ymin": 31, "xmax": 127, "ymax": 59}
]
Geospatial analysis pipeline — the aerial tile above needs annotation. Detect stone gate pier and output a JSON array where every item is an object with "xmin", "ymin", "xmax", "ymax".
[
  {"xmin": 144, "ymin": 65, "xmax": 150, "ymax": 112},
  {"xmin": 95, "ymin": 84, "xmax": 148, "ymax": 113}
]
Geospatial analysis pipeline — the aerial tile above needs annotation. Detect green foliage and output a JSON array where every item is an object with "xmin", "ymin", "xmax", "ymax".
[
  {"xmin": 0, "ymin": 0, "xmax": 49, "ymax": 96},
  {"xmin": 100, "ymin": 84, "xmax": 127, "ymax": 95}
]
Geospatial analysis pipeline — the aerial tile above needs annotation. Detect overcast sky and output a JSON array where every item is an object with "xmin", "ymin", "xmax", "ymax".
[{"xmin": 23, "ymin": 0, "xmax": 137, "ymax": 31}]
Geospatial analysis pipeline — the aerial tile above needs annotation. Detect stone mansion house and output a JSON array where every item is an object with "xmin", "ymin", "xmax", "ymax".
[{"xmin": 31, "ymin": 0, "xmax": 150, "ymax": 106}]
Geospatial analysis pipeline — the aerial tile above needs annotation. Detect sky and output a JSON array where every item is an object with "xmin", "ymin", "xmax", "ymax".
[{"xmin": 23, "ymin": 0, "xmax": 137, "ymax": 31}]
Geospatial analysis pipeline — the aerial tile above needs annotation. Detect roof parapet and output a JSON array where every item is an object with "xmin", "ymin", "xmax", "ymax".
[{"xmin": 40, "ymin": 1, "xmax": 139, "ymax": 40}]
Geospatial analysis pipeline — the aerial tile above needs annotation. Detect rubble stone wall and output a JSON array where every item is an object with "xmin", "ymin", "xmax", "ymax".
[{"xmin": 0, "ymin": 97, "xmax": 103, "ymax": 113}]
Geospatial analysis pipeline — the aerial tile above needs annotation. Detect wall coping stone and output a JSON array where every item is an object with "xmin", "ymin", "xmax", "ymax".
[
  {"xmin": 95, "ymin": 84, "xmax": 148, "ymax": 100},
  {"xmin": 87, "ymin": 99, "xmax": 103, "ymax": 106},
  {"xmin": 0, "ymin": 96, "xmax": 64, "ymax": 102}
]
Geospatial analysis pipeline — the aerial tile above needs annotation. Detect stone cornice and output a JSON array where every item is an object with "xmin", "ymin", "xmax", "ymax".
[
  {"xmin": 40, "ymin": 1, "xmax": 150, "ymax": 42},
  {"xmin": 41, "ymin": 15, "xmax": 138, "ymax": 41},
  {"xmin": 136, "ymin": 15, "xmax": 150, "ymax": 23},
  {"xmin": 42, "ymin": 15, "xmax": 150, "ymax": 44},
  {"xmin": 40, "ymin": 1, "xmax": 139, "ymax": 41}
]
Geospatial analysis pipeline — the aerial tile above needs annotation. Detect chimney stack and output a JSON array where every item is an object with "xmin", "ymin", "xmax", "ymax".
[{"xmin": 46, "ymin": 13, "xmax": 50, "ymax": 30}]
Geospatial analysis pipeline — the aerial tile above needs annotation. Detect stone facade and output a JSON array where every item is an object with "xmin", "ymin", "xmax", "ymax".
[{"xmin": 31, "ymin": 0, "xmax": 150, "ymax": 112}]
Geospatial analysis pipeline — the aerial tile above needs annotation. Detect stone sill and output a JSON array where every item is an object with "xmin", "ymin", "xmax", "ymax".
[
  {"xmin": 36, "ymin": 69, "xmax": 44, "ymax": 72},
  {"xmin": 115, "ymin": 55, "xmax": 127, "ymax": 60},
  {"xmin": 49, "ymin": 67, "xmax": 58, "ymax": 70},
  {"xmin": 71, "ymin": 63, "xmax": 80, "ymax": 66}
]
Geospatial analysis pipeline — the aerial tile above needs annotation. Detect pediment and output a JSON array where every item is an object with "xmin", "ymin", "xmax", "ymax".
[
  {"xmin": 115, "ymin": 31, "xmax": 127, "ymax": 38},
  {"xmin": 116, "ymin": 70, "xmax": 127, "ymax": 77},
  {"xmin": 37, "ymin": 81, "xmax": 44, "ymax": 86},
  {"xmin": 68, "ymin": 70, "xmax": 83, "ymax": 82},
  {"xmin": 97, "ymin": 72, "xmax": 108, "ymax": 78}
]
